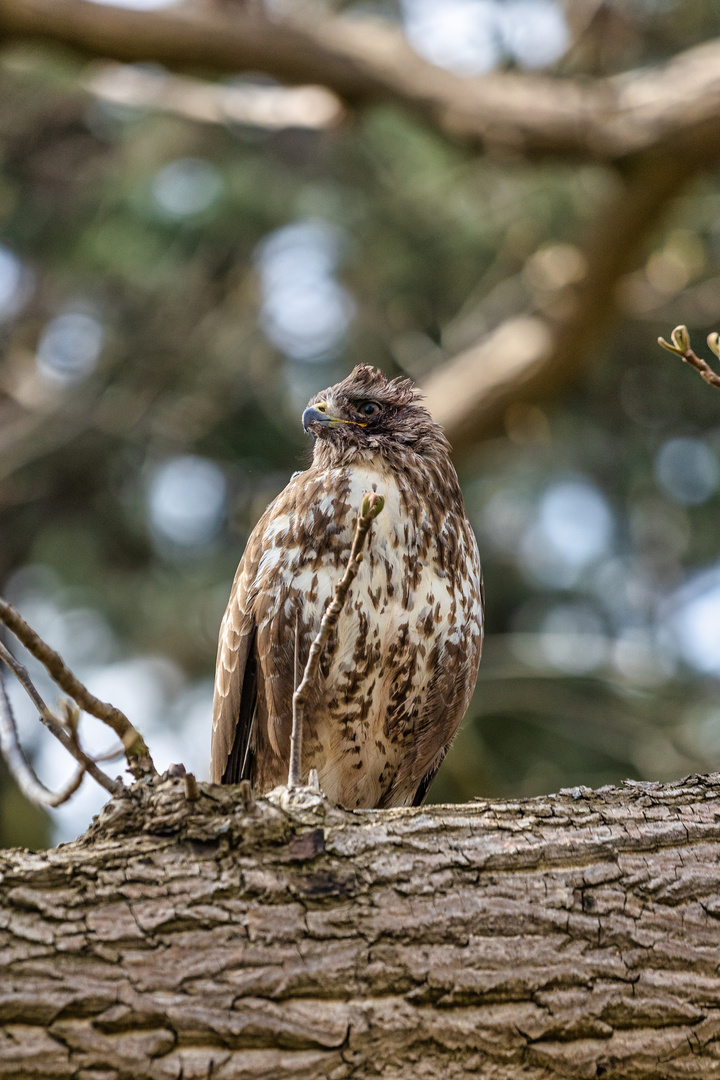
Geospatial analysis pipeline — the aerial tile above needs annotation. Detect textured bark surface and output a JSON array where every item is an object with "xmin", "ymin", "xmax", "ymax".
[{"xmin": 2, "ymin": 774, "xmax": 720, "ymax": 1078}]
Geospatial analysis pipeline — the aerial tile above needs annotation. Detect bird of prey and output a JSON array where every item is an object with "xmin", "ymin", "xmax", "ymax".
[{"xmin": 211, "ymin": 365, "xmax": 483, "ymax": 808}]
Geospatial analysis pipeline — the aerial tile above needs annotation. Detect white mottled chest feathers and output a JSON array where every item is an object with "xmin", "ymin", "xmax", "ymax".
[{"xmin": 253, "ymin": 462, "xmax": 483, "ymax": 808}]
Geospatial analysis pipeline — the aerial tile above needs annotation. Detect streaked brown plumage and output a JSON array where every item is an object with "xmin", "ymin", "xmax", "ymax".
[{"xmin": 211, "ymin": 365, "xmax": 483, "ymax": 808}]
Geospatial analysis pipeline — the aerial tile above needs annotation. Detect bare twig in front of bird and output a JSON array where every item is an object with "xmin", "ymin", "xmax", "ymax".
[
  {"xmin": 658, "ymin": 324, "xmax": 720, "ymax": 389},
  {"xmin": 0, "ymin": 596, "xmax": 155, "ymax": 778},
  {"xmin": 0, "ymin": 641, "xmax": 123, "ymax": 800},
  {"xmin": 288, "ymin": 492, "xmax": 385, "ymax": 789}
]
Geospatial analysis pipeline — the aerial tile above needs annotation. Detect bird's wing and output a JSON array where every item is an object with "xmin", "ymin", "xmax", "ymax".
[
  {"xmin": 211, "ymin": 467, "xmax": 337, "ymax": 786},
  {"xmin": 210, "ymin": 512, "xmax": 269, "ymax": 784},
  {"xmin": 390, "ymin": 533, "xmax": 485, "ymax": 808}
]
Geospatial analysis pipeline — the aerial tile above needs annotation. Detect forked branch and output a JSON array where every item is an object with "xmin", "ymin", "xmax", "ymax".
[
  {"xmin": 288, "ymin": 491, "xmax": 385, "ymax": 788},
  {"xmin": 0, "ymin": 668, "xmax": 90, "ymax": 806},
  {"xmin": 0, "ymin": 596, "xmax": 155, "ymax": 777},
  {"xmin": 0, "ymin": 642, "xmax": 123, "ymax": 798}
]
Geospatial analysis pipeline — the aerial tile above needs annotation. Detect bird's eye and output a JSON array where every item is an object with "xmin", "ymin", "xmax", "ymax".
[{"xmin": 358, "ymin": 401, "xmax": 381, "ymax": 419}]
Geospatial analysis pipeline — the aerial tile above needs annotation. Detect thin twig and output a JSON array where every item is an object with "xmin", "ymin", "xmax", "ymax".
[
  {"xmin": 658, "ymin": 325, "xmax": 720, "ymax": 389},
  {"xmin": 0, "ymin": 667, "xmax": 86, "ymax": 807},
  {"xmin": 0, "ymin": 597, "xmax": 155, "ymax": 777},
  {"xmin": 288, "ymin": 491, "xmax": 385, "ymax": 788},
  {"xmin": 0, "ymin": 641, "xmax": 122, "ymax": 797},
  {"xmin": 93, "ymin": 744, "xmax": 126, "ymax": 763}
]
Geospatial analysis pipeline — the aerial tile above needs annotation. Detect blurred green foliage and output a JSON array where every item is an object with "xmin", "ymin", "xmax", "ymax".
[{"xmin": 3, "ymin": 0, "xmax": 720, "ymax": 846}]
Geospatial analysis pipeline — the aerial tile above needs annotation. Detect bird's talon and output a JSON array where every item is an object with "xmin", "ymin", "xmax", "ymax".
[{"xmin": 238, "ymin": 779, "xmax": 256, "ymax": 812}]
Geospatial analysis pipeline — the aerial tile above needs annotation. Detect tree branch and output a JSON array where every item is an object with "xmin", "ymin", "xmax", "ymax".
[
  {"xmin": 1, "ymin": 1, "xmax": 718, "ymax": 457},
  {"xmin": 86, "ymin": 61, "xmax": 344, "ymax": 132},
  {"xmin": 424, "ymin": 152, "xmax": 693, "ymax": 452},
  {"xmin": 0, "ymin": 665, "xmax": 88, "ymax": 807},
  {"xmin": 0, "ymin": 597, "xmax": 155, "ymax": 778},
  {"xmin": 3, "ymin": 0, "xmax": 720, "ymax": 164},
  {"xmin": 3, "ymin": 772, "xmax": 720, "ymax": 1078},
  {"xmin": 288, "ymin": 491, "xmax": 384, "ymax": 788},
  {"xmin": 0, "ymin": 640, "xmax": 122, "ymax": 797}
]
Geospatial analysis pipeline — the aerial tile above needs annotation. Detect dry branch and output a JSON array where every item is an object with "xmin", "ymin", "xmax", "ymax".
[
  {"xmin": 0, "ymin": 667, "xmax": 86, "ymax": 807},
  {"xmin": 0, "ymin": 597, "xmax": 154, "ymax": 777},
  {"xmin": 3, "ymin": 772, "xmax": 720, "ymax": 1078},
  {"xmin": 288, "ymin": 491, "xmax": 385, "ymax": 788},
  {"xmin": 0, "ymin": 639, "xmax": 122, "ymax": 797}
]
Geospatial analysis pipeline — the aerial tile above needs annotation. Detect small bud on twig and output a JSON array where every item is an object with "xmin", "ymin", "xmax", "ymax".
[
  {"xmin": 658, "ymin": 324, "xmax": 690, "ymax": 356},
  {"xmin": 658, "ymin": 325, "xmax": 720, "ymax": 390},
  {"xmin": 671, "ymin": 324, "xmax": 690, "ymax": 354}
]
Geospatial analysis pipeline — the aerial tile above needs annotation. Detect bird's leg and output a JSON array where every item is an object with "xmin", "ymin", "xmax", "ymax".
[{"xmin": 287, "ymin": 492, "xmax": 385, "ymax": 789}]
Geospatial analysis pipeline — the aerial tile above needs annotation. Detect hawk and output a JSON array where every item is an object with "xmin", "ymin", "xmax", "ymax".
[{"xmin": 211, "ymin": 365, "xmax": 483, "ymax": 808}]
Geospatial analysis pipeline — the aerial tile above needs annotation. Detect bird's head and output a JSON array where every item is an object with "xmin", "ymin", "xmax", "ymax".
[{"xmin": 302, "ymin": 365, "xmax": 448, "ymax": 466}]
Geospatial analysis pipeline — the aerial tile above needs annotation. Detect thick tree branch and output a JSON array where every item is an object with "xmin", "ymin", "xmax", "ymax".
[
  {"xmin": 2, "ymin": 773, "xmax": 720, "ymax": 1078},
  {"xmin": 3, "ymin": 0, "xmax": 720, "ymax": 164},
  {"xmin": 1, "ymin": 1, "xmax": 717, "ymax": 458},
  {"xmin": 425, "ymin": 152, "xmax": 693, "ymax": 452}
]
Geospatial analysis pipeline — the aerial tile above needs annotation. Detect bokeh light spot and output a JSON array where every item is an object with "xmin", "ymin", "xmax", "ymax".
[
  {"xmin": 255, "ymin": 220, "xmax": 355, "ymax": 362},
  {"xmin": 520, "ymin": 479, "xmax": 613, "ymax": 587},
  {"xmin": 401, "ymin": 0, "xmax": 568, "ymax": 75},
  {"xmin": 667, "ymin": 566, "xmax": 720, "ymax": 675},
  {"xmin": 401, "ymin": 0, "xmax": 501, "ymax": 76},
  {"xmin": 0, "ymin": 243, "xmax": 31, "ymax": 321},
  {"xmin": 152, "ymin": 158, "xmax": 223, "ymax": 218},
  {"xmin": 498, "ymin": 0, "xmax": 569, "ymax": 69},
  {"xmin": 36, "ymin": 310, "xmax": 104, "ymax": 385},
  {"xmin": 655, "ymin": 437, "xmax": 719, "ymax": 505},
  {"xmin": 540, "ymin": 603, "xmax": 607, "ymax": 674},
  {"xmin": 148, "ymin": 455, "xmax": 227, "ymax": 548}
]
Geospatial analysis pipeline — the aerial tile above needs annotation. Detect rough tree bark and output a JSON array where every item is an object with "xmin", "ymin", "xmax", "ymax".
[{"xmin": 3, "ymin": 772, "xmax": 720, "ymax": 1079}]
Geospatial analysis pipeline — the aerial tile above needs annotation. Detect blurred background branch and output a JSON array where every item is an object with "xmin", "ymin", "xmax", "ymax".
[
  {"xmin": 2, "ymin": 0, "xmax": 720, "ymax": 845},
  {"xmin": 4, "ymin": 0, "xmax": 720, "ymax": 162}
]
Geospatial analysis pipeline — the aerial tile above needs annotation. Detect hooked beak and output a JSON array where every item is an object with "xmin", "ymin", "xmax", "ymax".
[{"xmin": 302, "ymin": 402, "xmax": 366, "ymax": 433}]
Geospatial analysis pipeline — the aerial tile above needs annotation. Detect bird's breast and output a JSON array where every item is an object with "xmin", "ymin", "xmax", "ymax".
[{"xmin": 254, "ymin": 463, "xmax": 482, "ymax": 807}]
